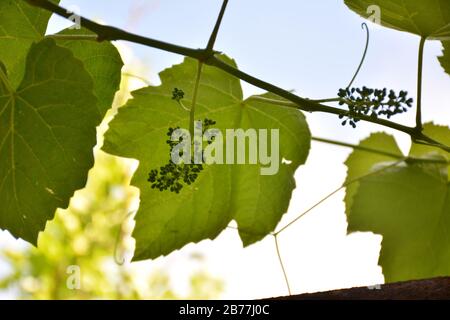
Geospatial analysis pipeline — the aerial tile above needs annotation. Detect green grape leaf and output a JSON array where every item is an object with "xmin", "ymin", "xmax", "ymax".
[
  {"xmin": 348, "ymin": 162, "xmax": 450, "ymax": 282},
  {"xmin": 0, "ymin": 0, "xmax": 122, "ymax": 116},
  {"xmin": 55, "ymin": 28, "xmax": 124, "ymax": 115},
  {"xmin": 410, "ymin": 123, "xmax": 450, "ymax": 179},
  {"xmin": 345, "ymin": 123, "xmax": 450, "ymax": 282},
  {"xmin": 103, "ymin": 57, "xmax": 311, "ymax": 260},
  {"xmin": 410, "ymin": 123, "xmax": 450, "ymax": 159},
  {"xmin": 0, "ymin": 0, "xmax": 60, "ymax": 87},
  {"xmin": 439, "ymin": 42, "xmax": 450, "ymax": 77},
  {"xmin": 0, "ymin": 38, "xmax": 100, "ymax": 244},
  {"xmin": 344, "ymin": 0, "xmax": 450, "ymax": 39},
  {"xmin": 344, "ymin": 133, "xmax": 403, "ymax": 221}
]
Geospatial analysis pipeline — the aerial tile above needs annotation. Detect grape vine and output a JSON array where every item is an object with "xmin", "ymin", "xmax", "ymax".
[{"xmin": 0, "ymin": 0, "xmax": 448, "ymax": 298}]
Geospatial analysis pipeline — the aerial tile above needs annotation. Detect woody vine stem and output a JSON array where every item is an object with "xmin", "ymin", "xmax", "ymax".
[{"xmin": 26, "ymin": 0, "xmax": 450, "ymax": 153}]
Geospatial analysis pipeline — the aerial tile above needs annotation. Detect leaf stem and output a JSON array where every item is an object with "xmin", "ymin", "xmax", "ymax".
[
  {"xmin": 47, "ymin": 34, "xmax": 98, "ymax": 41},
  {"xmin": 312, "ymin": 136, "xmax": 449, "ymax": 163},
  {"xmin": 413, "ymin": 136, "xmax": 450, "ymax": 153},
  {"xmin": 311, "ymin": 97, "xmax": 342, "ymax": 103},
  {"xmin": 249, "ymin": 96, "xmax": 342, "ymax": 105},
  {"xmin": 189, "ymin": 62, "xmax": 204, "ymax": 137},
  {"xmin": 416, "ymin": 37, "xmax": 426, "ymax": 132},
  {"xmin": 312, "ymin": 136, "xmax": 403, "ymax": 159},
  {"xmin": 247, "ymin": 96, "xmax": 297, "ymax": 107}
]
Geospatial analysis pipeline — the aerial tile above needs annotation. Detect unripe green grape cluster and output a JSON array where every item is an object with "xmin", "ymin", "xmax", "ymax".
[
  {"xmin": 148, "ymin": 115, "xmax": 217, "ymax": 194},
  {"xmin": 338, "ymin": 87, "xmax": 413, "ymax": 128},
  {"xmin": 171, "ymin": 87, "xmax": 185, "ymax": 102}
]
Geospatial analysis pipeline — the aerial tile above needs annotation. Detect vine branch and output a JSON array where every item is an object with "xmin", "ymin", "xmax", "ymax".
[
  {"xmin": 416, "ymin": 37, "xmax": 426, "ymax": 132},
  {"xmin": 247, "ymin": 95, "xmax": 450, "ymax": 153},
  {"xmin": 25, "ymin": 0, "xmax": 450, "ymax": 153},
  {"xmin": 189, "ymin": 62, "xmax": 204, "ymax": 137},
  {"xmin": 26, "ymin": 0, "xmax": 205, "ymax": 59},
  {"xmin": 206, "ymin": 0, "xmax": 229, "ymax": 54},
  {"xmin": 206, "ymin": 57, "xmax": 420, "ymax": 134}
]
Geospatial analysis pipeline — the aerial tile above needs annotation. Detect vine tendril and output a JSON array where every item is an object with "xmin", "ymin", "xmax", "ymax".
[{"xmin": 347, "ymin": 23, "xmax": 370, "ymax": 89}]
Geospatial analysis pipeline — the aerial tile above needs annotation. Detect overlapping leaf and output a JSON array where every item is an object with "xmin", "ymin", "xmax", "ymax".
[
  {"xmin": 410, "ymin": 123, "xmax": 450, "ymax": 179},
  {"xmin": 103, "ymin": 57, "xmax": 311, "ymax": 260},
  {"xmin": 0, "ymin": 0, "xmax": 60, "ymax": 87},
  {"xmin": 55, "ymin": 28, "xmax": 123, "ymax": 115},
  {"xmin": 344, "ymin": 0, "xmax": 450, "ymax": 39},
  {"xmin": 345, "ymin": 124, "xmax": 450, "ymax": 282},
  {"xmin": 349, "ymin": 162, "xmax": 450, "ymax": 282},
  {"xmin": 0, "ymin": 0, "xmax": 123, "ymax": 115},
  {"xmin": 439, "ymin": 41, "xmax": 450, "ymax": 77},
  {"xmin": 0, "ymin": 1, "xmax": 123, "ymax": 243},
  {"xmin": 344, "ymin": 132, "xmax": 402, "ymax": 216},
  {"xmin": 0, "ymin": 39, "xmax": 100, "ymax": 243}
]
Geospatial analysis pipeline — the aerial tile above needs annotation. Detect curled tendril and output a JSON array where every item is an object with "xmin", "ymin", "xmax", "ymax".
[
  {"xmin": 336, "ymin": 23, "xmax": 414, "ymax": 128},
  {"xmin": 347, "ymin": 23, "xmax": 370, "ymax": 89}
]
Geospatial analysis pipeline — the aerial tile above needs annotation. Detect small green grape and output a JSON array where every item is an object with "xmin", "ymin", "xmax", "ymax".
[
  {"xmin": 172, "ymin": 88, "xmax": 185, "ymax": 102},
  {"xmin": 147, "ymin": 116, "xmax": 217, "ymax": 193},
  {"xmin": 337, "ymin": 86, "xmax": 413, "ymax": 128}
]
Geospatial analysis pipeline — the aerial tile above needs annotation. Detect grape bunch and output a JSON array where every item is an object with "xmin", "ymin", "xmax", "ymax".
[
  {"xmin": 147, "ymin": 118, "xmax": 217, "ymax": 193},
  {"xmin": 337, "ymin": 87, "xmax": 413, "ymax": 128}
]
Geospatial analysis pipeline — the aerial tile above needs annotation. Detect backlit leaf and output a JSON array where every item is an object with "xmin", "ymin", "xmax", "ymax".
[{"xmin": 103, "ymin": 57, "xmax": 311, "ymax": 260}]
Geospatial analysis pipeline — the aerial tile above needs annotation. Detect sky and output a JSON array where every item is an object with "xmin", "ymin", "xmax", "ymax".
[{"xmin": 1, "ymin": 0, "xmax": 449, "ymax": 299}]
